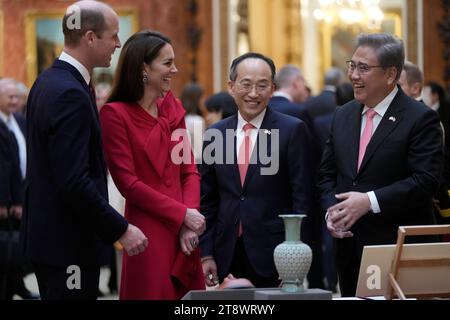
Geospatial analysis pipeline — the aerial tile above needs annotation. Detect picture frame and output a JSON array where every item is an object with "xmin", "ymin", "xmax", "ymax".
[
  {"xmin": 320, "ymin": 12, "xmax": 402, "ymax": 76},
  {"xmin": 24, "ymin": 8, "xmax": 139, "ymax": 87},
  {"xmin": 0, "ymin": 10, "xmax": 3, "ymax": 76}
]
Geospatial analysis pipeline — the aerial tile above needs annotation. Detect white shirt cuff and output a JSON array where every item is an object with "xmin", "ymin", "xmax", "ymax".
[{"xmin": 367, "ymin": 191, "xmax": 381, "ymax": 213}]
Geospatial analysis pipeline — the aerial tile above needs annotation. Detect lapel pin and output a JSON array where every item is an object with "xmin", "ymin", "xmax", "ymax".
[
  {"xmin": 264, "ymin": 129, "xmax": 271, "ymax": 135},
  {"xmin": 388, "ymin": 116, "xmax": 396, "ymax": 122}
]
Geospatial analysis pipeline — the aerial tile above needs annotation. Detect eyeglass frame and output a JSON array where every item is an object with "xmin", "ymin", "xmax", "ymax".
[
  {"xmin": 234, "ymin": 80, "xmax": 273, "ymax": 94},
  {"xmin": 345, "ymin": 60, "xmax": 386, "ymax": 74}
]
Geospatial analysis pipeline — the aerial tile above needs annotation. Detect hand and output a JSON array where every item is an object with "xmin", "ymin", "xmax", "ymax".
[
  {"xmin": 326, "ymin": 209, "xmax": 354, "ymax": 239},
  {"xmin": 179, "ymin": 224, "xmax": 198, "ymax": 255},
  {"xmin": 327, "ymin": 192, "xmax": 371, "ymax": 231},
  {"xmin": 202, "ymin": 257, "xmax": 219, "ymax": 287},
  {"xmin": 9, "ymin": 206, "xmax": 23, "ymax": 220},
  {"xmin": 183, "ymin": 208, "xmax": 205, "ymax": 235},
  {"xmin": 118, "ymin": 223, "xmax": 149, "ymax": 256},
  {"xmin": 0, "ymin": 206, "xmax": 7, "ymax": 219}
]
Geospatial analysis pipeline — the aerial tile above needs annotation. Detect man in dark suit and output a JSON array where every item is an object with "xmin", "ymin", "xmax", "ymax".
[
  {"xmin": 269, "ymin": 65, "xmax": 311, "ymax": 124},
  {"xmin": 200, "ymin": 52, "xmax": 314, "ymax": 288},
  {"xmin": 21, "ymin": 0, "xmax": 148, "ymax": 300},
  {"xmin": 269, "ymin": 65, "xmax": 326, "ymax": 289},
  {"xmin": 318, "ymin": 33, "xmax": 443, "ymax": 297},
  {"xmin": 305, "ymin": 67, "xmax": 344, "ymax": 119},
  {"xmin": 0, "ymin": 79, "xmax": 24, "ymax": 300}
]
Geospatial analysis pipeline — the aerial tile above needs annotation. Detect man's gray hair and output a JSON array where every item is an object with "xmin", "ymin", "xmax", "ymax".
[
  {"xmin": 355, "ymin": 33, "xmax": 405, "ymax": 81},
  {"xmin": 324, "ymin": 67, "xmax": 344, "ymax": 87},
  {"xmin": 275, "ymin": 65, "xmax": 302, "ymax": 89}
]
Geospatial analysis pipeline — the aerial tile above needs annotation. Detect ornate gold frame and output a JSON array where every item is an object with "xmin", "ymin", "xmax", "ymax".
[
  {"xmin": 320, "ymin": 12, "xmax": 402, "ymax": 75},
  {"xmin": 25, "ymin": 8, "xmax": 139, "ymax": 87}
]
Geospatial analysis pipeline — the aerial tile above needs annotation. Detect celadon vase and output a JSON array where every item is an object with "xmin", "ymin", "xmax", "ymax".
[{"xmin": 273, "ymin": 214, "xmax": 312, "ymax": 292}]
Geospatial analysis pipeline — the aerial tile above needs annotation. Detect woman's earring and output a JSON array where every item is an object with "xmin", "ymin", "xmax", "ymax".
[{"xmin": 143, "ymin": 73, "xmax": 148, "ymax": 83}]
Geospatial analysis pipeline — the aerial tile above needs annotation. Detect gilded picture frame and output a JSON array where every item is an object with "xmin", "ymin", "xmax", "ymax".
[
  {"xmin": 25, "ymin": 8, "xmax": 139, "ymax": 87},
  {"xmin": 320, "ymin": 12, "xmax": 402, "ymax": 76}
]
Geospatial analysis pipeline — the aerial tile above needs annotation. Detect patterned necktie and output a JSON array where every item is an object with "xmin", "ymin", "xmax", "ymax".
[
  {"xmin": 238, "ymin": 122, "xmax": 255, "ymax": 185},
  {"xmin": 358, "ymin": 108, "xmax": 377, "ymax": 170}
]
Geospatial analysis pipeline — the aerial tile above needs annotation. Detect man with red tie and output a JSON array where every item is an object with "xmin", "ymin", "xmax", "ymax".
[
  {"xmin": 199, "ymin": 52, "xmax": 314, "ymax": 288},
  {"xmin": 318, "ymin": 33, "xmax": 443, "ymax": 296}
]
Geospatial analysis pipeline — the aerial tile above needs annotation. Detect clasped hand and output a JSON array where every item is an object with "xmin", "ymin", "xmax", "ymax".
[
  {"xmin": 179, "ymin": 208, "xmax": 205, "ymax": 255},
  {"xmin": 326, "ymin": 191, "xmax": 371, "ymax": 238}
]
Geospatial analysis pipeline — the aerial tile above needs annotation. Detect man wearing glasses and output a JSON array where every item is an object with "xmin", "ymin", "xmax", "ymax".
[
  {"xmin": 318, "ymin": 33, "xmax": 443, "ymax": 296},
  {"xmin": 200, "ymin": 52, "xmax": 314, "ymax": 288}
]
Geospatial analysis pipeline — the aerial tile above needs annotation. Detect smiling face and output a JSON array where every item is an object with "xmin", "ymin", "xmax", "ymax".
[
  {"xmin": 144, "ymin": 43, "xmax": 178, "ymax": 96},
  {"xmin": 348, "ymin": 46, "xmax": 397, "ymax": 108},
  {"xmin": 92, "ymin": 9, "xmax": 121, "ymax": 68},
  {"xmin": 228, "ymin": 58, "xmax": 275, "ymax": 122}
]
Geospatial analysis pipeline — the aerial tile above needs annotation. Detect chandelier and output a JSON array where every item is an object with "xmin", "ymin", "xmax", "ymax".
[{"xmin": 313, "ymin": 0, "xmax": 384, "ymax": 29}]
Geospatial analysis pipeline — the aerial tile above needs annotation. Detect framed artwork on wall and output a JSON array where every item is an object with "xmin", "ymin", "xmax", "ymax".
[
  {"xmin": 0, "ymin": 10, "xmax": 3, "ymax": 76},
  {"xmin": 25, "ymin": 8, "xmax": 138, "ymax": 87}
]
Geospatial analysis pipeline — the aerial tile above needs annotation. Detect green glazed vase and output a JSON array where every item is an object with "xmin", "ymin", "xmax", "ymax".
[{"xmin": 273, "ymin": 214, "xmax": 312, "ymax": 292}]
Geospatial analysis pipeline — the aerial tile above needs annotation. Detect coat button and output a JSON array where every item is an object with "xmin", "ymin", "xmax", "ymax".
[
  {"xmin": 240, "ymin": 196, "xmax": 245, "ymax": 201},
  {"xmin": 353, "ymin": 180, "xmax": 358, "ymax": 186}
]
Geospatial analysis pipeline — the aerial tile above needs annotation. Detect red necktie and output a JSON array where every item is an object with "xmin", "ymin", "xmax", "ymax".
[
  {"xmin": 237, "ymin": 122, "xmax": 255, "ymax": 237},
  {"xmin": 358, "ymin": 108, "xmax": 377, "ymax": 170}
]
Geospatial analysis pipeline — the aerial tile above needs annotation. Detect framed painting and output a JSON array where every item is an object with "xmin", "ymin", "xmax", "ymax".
[
  {"xmin": 25, "ymin": 8, "xmax": 138, "ymax": 87},
  {"xmin": 320, "ymin": 12, "xmax": 402, "ymax": 76},
  {"xmin": 0, "ymin": 10, "xmax": 3, "ymax": 76}
]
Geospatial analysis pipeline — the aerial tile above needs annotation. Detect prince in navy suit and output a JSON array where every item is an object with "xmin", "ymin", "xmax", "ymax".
[
  {"xmin": 200, "ymin": 53, "xmax": 314, "ymax": 288},
  {"xmin": 318, "ymin": 33, "xmax": 443, "ymax": 296},
  {"xmin": 20, "ymin": 0, "xmax": 147, "ymax": 300}
]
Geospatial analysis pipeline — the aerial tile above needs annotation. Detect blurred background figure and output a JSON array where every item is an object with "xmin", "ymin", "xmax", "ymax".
[
  {"xmin": 93, "ymin": 80, "xmax": 121, "ymax": 297},
  {"xmin": 180, "ymin": 82, "xmax": 205, "ymax": 166},
  {"xmin": 335, "ymin": 82, "xmax": 355, "ymax": 107},
  {"xmin": 398, "ymin": 61, "xmax": 423, "ymax": 101},
  {"xmin": 204, "ymin": 91, "xmax": 238, "ymax": 127},
  {"xmin": 13, "ymin": 82, "xmax": 29, "ymax": 117},
  {"xmin": 305, "ymin": 67, "xmax": 345, "ymax": 119},
  {"xmin": 95, "ymin": 82, "xmax": 112, "ymax": 110},
  {"xmin": 0, "ymin": 78, "xmax": 38, "ymax": 300}
]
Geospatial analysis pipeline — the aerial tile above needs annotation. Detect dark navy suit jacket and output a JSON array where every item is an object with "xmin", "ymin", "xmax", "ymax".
[
  {"xmin": 0, "ymin": 121, "xmax": 22, "ymax": 208},
  {"xmin": 318, "ymin": 88, "xmax": 443, "ymax": 276},
  {"xmin": 199, "ymin": 107, "xmax": 314, "ymax": 279},
  {"xmin": 21, "ymin": 59, "xmax": 128, "ymax": 267}
]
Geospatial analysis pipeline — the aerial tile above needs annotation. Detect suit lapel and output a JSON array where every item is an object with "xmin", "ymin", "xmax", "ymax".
[
  {"xmin": 225, "ymin": 115, "xmax": 242, "ymax": 190},
  {"xmin": 242, "ymin": 108, "xmax": 274, "ymax": 189},
  {"xmin": 357, "ymin": 91, "xmax": 404, "ymax": 174},
  {"xmin": 52, "ymin": 60, "xmax": 100, "ymax": 128},
  {"xmin": 343, "ymin": 102, "xmax": 363, "ymax": 176}
]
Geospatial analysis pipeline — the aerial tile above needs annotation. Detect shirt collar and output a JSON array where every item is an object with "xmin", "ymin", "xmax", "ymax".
[
  {"xmin": 273, "ymin": 91, "xmax": 293, "ymax": 102},
  {"xmin": 0, "ymin": 110, "xmax": 9, "ymax": 124},
  {"xmin": 362, "ymin": 86, "xmax": 398, "ymax": 118},
  {"xmin": 237, "ymin": 107, "xmax": 267, "ymax": 132},
  {"xmin": 323, "ymin": 85, "xmax": 337, "ymax": 93},
  {"xmin": 59, "ymin": 51, "xmax": 90, "ymax": 85}
]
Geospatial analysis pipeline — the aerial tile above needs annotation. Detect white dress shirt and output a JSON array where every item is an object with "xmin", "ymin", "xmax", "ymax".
[
  {"xmin": 360, "ymin": 86, "xmax": 398, "ymax": 213},
  {"xmin": 236, "ymin": 108, "xmax": 267, "ymax": 159}
]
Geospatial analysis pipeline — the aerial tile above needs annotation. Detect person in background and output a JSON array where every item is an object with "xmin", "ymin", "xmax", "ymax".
[
  {"xmin": 318, "ymin": 33, "xmax": 443, "ymax": 296},
  {"xmin": 204, "ymin": 91, "xmax": 238, "ymax": 127},
  {"xmin": 100, "ymin": 30, "xmax": 205, "ymax": 299},
  {"xmin": 95, "ymin": 82, "xmax": 112, "ymax": 110},
  {"xmin": 398, "ymin": 61, "xmax": 424, "ymax": 102},
  {"xmin": 305, "ymin": 67, "xmax": 345, "ymax": 118},
  {"xmin": 181, "ymin": 82, "xmax": 205, "ymax": 166},
  {"xmin": 21, "ymin": 0, "xmax": 148, "ymax": 300}
]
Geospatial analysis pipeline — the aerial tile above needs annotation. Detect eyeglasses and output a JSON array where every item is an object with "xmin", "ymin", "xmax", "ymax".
[
  {"xmin": 346, "ymin": 60, "xmax": 384, "ymax": 74},
  {"xmin": 236, "ymin": 81, "xmax": 272, "ymax": 94}
]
